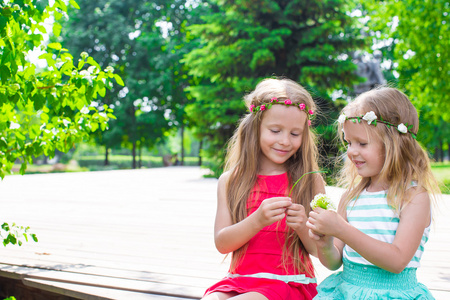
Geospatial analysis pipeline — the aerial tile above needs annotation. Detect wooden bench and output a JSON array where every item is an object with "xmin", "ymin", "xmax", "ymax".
[{"xmin": 0, "ymin": 167, "xmax": 448, "ymax": 299}]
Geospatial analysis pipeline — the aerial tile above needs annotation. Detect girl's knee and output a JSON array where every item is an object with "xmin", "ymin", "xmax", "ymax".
[{"xmin": 202, "ymin": 292, "xmax": 239, "ymax": 300}]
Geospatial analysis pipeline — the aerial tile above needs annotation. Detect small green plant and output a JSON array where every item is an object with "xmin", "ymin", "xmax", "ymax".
[{"xmin": 1, "ymin": 222, "xmax": 38, "ymax": 246}]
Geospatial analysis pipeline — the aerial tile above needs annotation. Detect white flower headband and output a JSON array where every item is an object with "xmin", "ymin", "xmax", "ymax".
[{"xmin": 338, "ymin": 111, "xmax": 417, "ymax": 139}]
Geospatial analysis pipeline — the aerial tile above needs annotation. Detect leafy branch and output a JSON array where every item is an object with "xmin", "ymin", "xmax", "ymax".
[{"xmin": 1, "ymin": 222, "xmax": 38, "ymax": 247}]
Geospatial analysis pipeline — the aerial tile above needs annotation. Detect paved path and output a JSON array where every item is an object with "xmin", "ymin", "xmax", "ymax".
[{"xmin": 0, "ymin": 167, "xmax": 448, "ymax": 299}]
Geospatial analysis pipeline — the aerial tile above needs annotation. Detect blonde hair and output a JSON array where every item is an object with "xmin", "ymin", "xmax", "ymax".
[
  {"xmin": 337, "ymin": 86, "xmax": 440, "ymax": 211},
  {"xmin": 224, "ymin": 78, "xmax": 321, "ymax": 275}
]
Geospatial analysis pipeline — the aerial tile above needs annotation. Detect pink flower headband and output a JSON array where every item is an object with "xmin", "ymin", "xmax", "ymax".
[{"xmin": 249, "ymin": 97, "xmax": 314, "ymax": 124}]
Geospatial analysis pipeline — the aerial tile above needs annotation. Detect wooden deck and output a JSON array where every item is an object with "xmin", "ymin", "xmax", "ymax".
[{"xmin": 0, "ymin": 167, "xmax": 448, "ymax": 299}]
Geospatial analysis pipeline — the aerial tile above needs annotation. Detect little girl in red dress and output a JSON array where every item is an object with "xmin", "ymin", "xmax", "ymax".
[{"xmin": 203, "ymin": 78, "xmax": 325, "ymax": 300}]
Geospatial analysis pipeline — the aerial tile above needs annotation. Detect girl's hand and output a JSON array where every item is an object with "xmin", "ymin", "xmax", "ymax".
[
  {"xmin": 254, "ymin": 197, "xmax": 292, "ymax": 228},
  {"xmin": 285, "ymin": 203, "xmax": 308, "ymax": 232},
  {"xmin": 308, "ymin": 228, "xmax": 334, "ymax": 248},
  {"xmin": 307, "ymin": 208, "xmax": 344, "ymax": 237}
]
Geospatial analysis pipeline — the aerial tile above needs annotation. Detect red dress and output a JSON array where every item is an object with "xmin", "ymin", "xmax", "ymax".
[{"xmin": 204, "ymin": 173, "xmax": 317, "ymax": 299}]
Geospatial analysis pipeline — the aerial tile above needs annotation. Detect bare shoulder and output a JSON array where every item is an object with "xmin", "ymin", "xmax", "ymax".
[
  {"xmin": 405, "ymin": 186, "xmax": 431, "ymax": 207},
  {"xmin": 216, "ymin": 171, "xmax": 231, "ymax": 202},
  {"xmin": 400, "ymin": 186, "xmax": 431, "ymax": 226},
  {"xmin": 217, "ymin": 170, "xmax": 231, "ymax": 188},
  {"xmin": 313, "ymin": 172, "xmax": 326, "ymax": 194}
]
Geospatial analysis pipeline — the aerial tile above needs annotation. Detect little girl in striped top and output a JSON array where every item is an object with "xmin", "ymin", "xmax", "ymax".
[{"xmin": 306, "ymin": 87, "xmax": 440, "ymax": 299}]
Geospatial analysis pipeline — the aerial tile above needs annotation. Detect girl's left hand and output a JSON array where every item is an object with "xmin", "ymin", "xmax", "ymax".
[
  {"xmin": 307, "ymin": 208, "xmax": 344, "ymax": 237},
  {"xmin": 285, "ymin": 203, "xmax": 308, "ymax": 232}
]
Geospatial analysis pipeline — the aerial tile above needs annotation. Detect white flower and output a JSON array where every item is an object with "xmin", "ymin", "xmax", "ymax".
[
  {"xmin": 80, "ymin": 52, "xmax": 89, "ymax": 60},
  {"xmin": 80, "ymin": 106, "xmax": 90, "ymax": 114},
  {"xmin": 362, "ymin": 111, "xmax": 377, "ymax": 125},
  {"xmin": 87, "ymin": 66, "xmax": 98, "ymax": 74},
  {"xmin": 338, "ymin": 114, "xmax": 347, "ymax": 124},
  {"xmin": 9, "ymin": 122, "xmax": 20, "ymax": 129},
  {"xmin": 398, "ymin": 123, "xmax": 408, "ymax": 134}
]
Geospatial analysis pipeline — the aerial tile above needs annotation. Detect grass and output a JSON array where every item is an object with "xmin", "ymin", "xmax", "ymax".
[
  {"xmin": 12, "ymin": 158, "xmax": 450, "ymax": 194},
  {"xmin": 12, "ymin": 155, "xmax": 202, "ymax": 175},
  {"xmin": 431, "ymin": 162, "xmax": 450, "ymax": 194}
]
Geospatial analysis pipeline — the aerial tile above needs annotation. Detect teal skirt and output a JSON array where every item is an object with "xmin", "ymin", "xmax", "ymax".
[{"xmin": 314, "ymin": 259, "xmax": 434, "ymax": 299}]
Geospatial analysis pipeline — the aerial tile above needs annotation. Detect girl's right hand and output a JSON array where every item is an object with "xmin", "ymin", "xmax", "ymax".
[{"xmin": 254, "ymin": 197, "xmax": 292, "ymax": 228}]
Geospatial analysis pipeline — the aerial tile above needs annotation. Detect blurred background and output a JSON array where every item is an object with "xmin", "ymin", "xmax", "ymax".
[{"xmin": 2, "ymin": 0, "xmax": 449, "ymax": 192}]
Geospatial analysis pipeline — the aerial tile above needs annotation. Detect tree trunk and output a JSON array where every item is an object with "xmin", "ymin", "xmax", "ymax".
[
  {"xmin": 138, "ymin": 144, "xmax": 142, "ymax": 169},
  {"xmin": 448, "ymin": 143, "xmax": 450, "ymax": 162},
  {"xmin": 181, "ymin": 125, "xmax": 185, "ymax": 166},
  {"xmin": 198, "ymin": 140, "xmax": 203, "ymax": 166},
  {"xmin": 104, "ymin": 147, "xmax": 109, "ymax": 166},
  {"xmin": 132, "ymin": 142, "xmax": 136, "ymax": 169},
  {"xmin": 440, "ymin": 141, "xmax": 444, "ymax": 162}
]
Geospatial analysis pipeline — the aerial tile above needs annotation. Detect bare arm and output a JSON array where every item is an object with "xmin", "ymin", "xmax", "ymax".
[
  {"xmin": 307, "ymin": 193, "xmax": 347, "ymax": 270},
  {"xmin": 214, "ymin": 172, "xmax": 293, "ymax": 254},
  {"xmin": 308, "ymin": 188, "xmax": 431, "ymax": 273}
]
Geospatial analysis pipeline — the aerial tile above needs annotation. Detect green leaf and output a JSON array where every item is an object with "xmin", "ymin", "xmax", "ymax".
[
  {"xmin": 47, "ymin": 42, "xmax": 62, "ymax": 50},
  {"xmin": 114, "ymin": 74, "xmax": 124, "ymax": 86},
  {"xmin": 69, "ymin": 0, "xmax": 81, "ymax": 9},
  {"xmin": 0, "ymin": 66, "xmax": 11, "ymax": 84},
  {"xmin": 53, "ymin": 23, "xmax": 62, "ymax": 37}
]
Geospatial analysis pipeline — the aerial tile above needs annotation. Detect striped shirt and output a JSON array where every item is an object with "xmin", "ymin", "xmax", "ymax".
[{"xmin": 343, "ymin": 189, "xmax": 430, "ymax": 268}]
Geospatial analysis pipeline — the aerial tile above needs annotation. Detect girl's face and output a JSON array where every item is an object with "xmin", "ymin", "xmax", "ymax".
[
  {"xmin": 259, "ymin": 105, "xmax": 307, "ymax": 174},
  {"xmin": 343, "ymin": 121, "xmax": 386, "ymax": 190}
]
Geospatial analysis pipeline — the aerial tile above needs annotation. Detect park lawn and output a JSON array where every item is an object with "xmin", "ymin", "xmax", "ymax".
[
  {"xmin": 11, "ymin": 159, "xmax": 450, "ymax": 194},
  {"xmin": 431, "ymin": 162, "xmax": 450, "ymax": 194}
]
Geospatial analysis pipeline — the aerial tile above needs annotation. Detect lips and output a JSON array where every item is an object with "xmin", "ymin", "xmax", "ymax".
[
  {"xmin": 353, "ymin": 160, "xmax": 365, "ymax": 168},
  {"xmin": 273, "ymin": 148, "xmax": 290, "ymax": 155}
]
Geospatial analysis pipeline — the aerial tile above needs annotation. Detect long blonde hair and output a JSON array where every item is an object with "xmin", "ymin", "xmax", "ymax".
[
  {"xmin": 337, "ymin": 86, "xmax": 440, "ymax": 211},
  {"xmin": 224, "ymin": 78, "xmax": 321, "ymax": 275}
]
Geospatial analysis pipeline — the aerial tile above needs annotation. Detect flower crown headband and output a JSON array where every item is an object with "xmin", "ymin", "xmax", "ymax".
[
  {"xmin": 338, "ymin": 111, "xmax": 417, "ymax": 139},
  {"xmin": 249, "ymin": 97, "xmax": 314, "ymax": 124}
]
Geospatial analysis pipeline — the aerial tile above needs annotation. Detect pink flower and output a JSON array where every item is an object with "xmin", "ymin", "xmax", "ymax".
[
  {"xmin": 250, "ymin": 104, "xmax": 255, "ymax": 112},
  {"xmin": 308, "ymin": 110, "xmax": 314, "ymax": 115},
  {"xmin": 271, "ymin": 97, "xmax": 277, "ymax": 102},
  {"xmin": 285, "ymin": 99, "xmax": 292, "ymax": 105},
  {"xmin": 308, "ymin": 120, "xmax": 312, "ymax": 126},
  {"xmin": 261, "ymin": 104, "xmax": 266, "ymax": 111},
  {"xmin": 299, "ymin": 103, "xmax": 306, "ymax": 110}
]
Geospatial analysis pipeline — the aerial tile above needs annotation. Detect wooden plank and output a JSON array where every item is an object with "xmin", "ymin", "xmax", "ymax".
[{"xmin": 0, "ymin": 167, "xmax": 448, "ymax": 299}]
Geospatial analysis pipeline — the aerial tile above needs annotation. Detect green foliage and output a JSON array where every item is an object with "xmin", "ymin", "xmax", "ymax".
[
  {"xmin": 184, "ymin": 0, "xmax": 366, "ymax": 177},
  {"xmin": 363, "ymin": 0, "xmax": 449, "ymax": 123},
  {"xmin": 77, "ymin": 155, "xmax": 200, "ymax": 170},
  {"xmin": 431, "ymin": 162, "xmax": 450, "ymax": 194},
  {"xmin": 1, "ymin": 222, "xmax": 38, "ymax": 247},
  {"xmin": 0, "ymin": 0, "xmax": 121, "ymax": 179}
]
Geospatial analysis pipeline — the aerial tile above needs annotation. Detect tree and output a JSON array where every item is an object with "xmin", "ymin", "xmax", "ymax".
[
  {"xmin": 359, "ymin": 0, "xmax": 449, "ymax": 161},
  {"xmin": 59, "ymin": 0, "xmax": 170, "ymax": 168},
  {"xmin": 363, "ymin": 0, "xmax": 449, "ymax": 122},
  {"xmin": 0, "ymin": 0, "xmax": 119, "ymax": 178},
  {"xmin": 0, "ymin": 0, "xmax": 120, "ymax": 245},
  {"xmin": 183, "ymin": 0, "xmax": 366, "ymax": 176}
]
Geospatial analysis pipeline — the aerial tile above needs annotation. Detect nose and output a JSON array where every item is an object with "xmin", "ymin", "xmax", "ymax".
[
  {"xmin": 347, "ymin": 144, "xmax": 358, "ymax": 157},
  {"xmin": 279, "ymin": 133, "xmax": 291, "ymax": 146}
]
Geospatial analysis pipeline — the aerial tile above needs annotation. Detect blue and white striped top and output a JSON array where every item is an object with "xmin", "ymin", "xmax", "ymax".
[{"xmin": 343, "ymin": 189, "xmax": 430, "ymax": 268}]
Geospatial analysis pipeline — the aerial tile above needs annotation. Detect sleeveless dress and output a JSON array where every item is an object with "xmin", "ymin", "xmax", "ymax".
[
  {"xmin": 204, "ymin": 173, "xmax": 318, "ymax": 299},
  {"xmin": 314, "ymin": 189, "xmax": 435, "ymax": 299}
]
